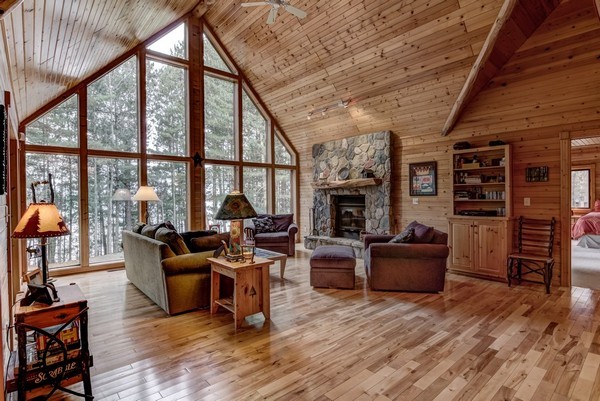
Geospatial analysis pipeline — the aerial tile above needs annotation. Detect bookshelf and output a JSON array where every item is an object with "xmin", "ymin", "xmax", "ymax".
[{"xmin": 448, "ymin": 145, "xmax": 512, "ymax": 281}]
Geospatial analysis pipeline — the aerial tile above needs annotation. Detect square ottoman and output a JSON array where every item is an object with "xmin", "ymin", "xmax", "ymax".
[{"xmin": 310, "ymin": 245, "xmax": 356, "ymax": 289}]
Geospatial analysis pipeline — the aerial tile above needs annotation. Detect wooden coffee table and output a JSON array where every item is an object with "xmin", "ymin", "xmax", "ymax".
[
  {"xmin": 208, "ymin": 256, "xmax": 274, "ymax": 329},
  {"xmin": 254, "ymin": 248, "xmax": 288, "ymax": 278}
]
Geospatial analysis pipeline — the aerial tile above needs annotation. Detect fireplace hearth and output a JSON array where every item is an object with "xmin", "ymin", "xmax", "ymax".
[{"xmin": 305, "ymin": 131, "xmax": 392, "ymax": 257}]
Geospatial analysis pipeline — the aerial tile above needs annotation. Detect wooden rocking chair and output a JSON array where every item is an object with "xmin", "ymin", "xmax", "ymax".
[{"xmin": 507, "ymin": 216, "xmax": 556, "ymax": 294}]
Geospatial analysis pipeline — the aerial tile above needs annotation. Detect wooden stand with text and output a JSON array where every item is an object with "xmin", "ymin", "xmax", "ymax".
[{"xmin": 7, "ymin": 284, "xmax": 93, "ymax": 400}]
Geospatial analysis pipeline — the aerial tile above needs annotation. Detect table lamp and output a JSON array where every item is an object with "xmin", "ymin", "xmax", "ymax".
[
  {"xmin": 12, "ymin": 175, "xmax": 70, "ymax": 285},
  {"xmin": 132, "ymin": 185, "xmax": 160, "ymax": 224},
  {"xmin": 215, "ymin": 190, "xmax": 257, "ymax": 259}
]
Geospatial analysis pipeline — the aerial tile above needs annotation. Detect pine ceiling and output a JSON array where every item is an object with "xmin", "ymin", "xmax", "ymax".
[{"xmin": 1, "ymin": 0, "xmax": 585, "ymax": 152}]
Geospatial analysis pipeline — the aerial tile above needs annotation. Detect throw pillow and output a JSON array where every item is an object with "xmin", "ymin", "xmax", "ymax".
[
  {"xmin": 132, "ymin": 222, "xmax": 146, "ymax": 234},
  {"xmin": 164, "ymin": 220, "xmax": 177, "ymax": 231},
  {"xmin": 389, "ymin": 227, "xmax": 415, "ymax": 243},
  {"xmin": 180, "ymin": 230, "xmax": 218, "ymax": 249},
  {"xmin": 155, "ymin": 227, "xmax": 190, "ymax": 255},
  {"xmin": 271, "ymin": 214, "xmax": 294, "ymax": 232},
  {"xmin": 253, "ymin": 216, "xmax": 276, "ymax": 233},
  {"xmin": 141, "ymin": 222, "xmax": 167, "ymax": 239},
  {"xmin": 406, "ymin": 221, "xmax": 435, "ymax": 243}
]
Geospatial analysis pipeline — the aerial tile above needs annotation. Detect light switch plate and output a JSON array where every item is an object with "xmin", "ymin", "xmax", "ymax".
[
  {"xmin": 524, "ymin": 197, "xmax": 531, "ymax": 206},
  {"xmin": 412, "ymin": 198, "xmax": 419, "ymax": 205}
]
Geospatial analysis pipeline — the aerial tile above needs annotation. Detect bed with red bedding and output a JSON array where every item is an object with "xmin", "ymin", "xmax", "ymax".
[{"xmin": 572, "ymin": 211, "xmax": 600, "ymax": 248}]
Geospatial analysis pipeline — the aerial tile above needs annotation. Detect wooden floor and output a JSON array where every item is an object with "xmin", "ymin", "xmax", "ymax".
[{"xmin": 42, "ymin": 247, "xmax": 600, "ymax": 401}]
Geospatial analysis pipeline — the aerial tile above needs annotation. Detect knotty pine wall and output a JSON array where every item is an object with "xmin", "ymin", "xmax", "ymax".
[{"xmin": 298, "ymin": 0, "xmax": 600, "ymax": 288}]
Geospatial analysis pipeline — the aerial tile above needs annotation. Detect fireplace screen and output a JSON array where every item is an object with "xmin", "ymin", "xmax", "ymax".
[{"xmin": 335, "ymin": 195, "xmax": 366, "ymax": 239}]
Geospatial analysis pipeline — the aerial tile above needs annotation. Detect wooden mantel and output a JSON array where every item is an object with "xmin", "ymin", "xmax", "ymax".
[{"xmin": 311, "ymin": 178, "xmax": 382, "ymax": 189}]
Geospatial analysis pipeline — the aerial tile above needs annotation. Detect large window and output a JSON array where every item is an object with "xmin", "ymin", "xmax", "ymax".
[
  {"xmin": 148, "ymin": 23, "xmax": 187, "ymax": 59},
  {"xmin": 88, "ymin": 158, "xmax": 139, "ymax": 264},
  {"xmin": 146, "ymin": 60, "xmax": 188, "ymax": 156},
  {"xmin": 243, "ymin": 91, "xmax": 268, "ymax": 163},
  {"xmin": 275, "ymin": 169, "xmax": 294, "ymax": 214},
  {"xmin": 26, "ymin": 153, "xmax": 80, "ymax": 268},
  {"xmin": 148, "ymin": 161, "xmax": 188, "ymax": 231},
  {"xmin": 243, "ymin": 167, "xmax": 268, "ymax": 214},
  {"xmin": 205, "ymin": 75, "xmax": 235, "ymax": 160},
  {"xmin": 572, "ymin": 166, "xmax": 595, "ymax": 210},
  {"xmin": 26, "ymin": 95, "xmax": 79, "ymax": 148},
  {"xmin": 88, "ymin": 57, "xmax": 138, "ymax": 152},
  {"xmin": 205, "ymin": 164, "xmax": 237, "ymax": 229},
  {"xmin": 20, "ymin": 20, "xmax": 296, "ymax": 272}
]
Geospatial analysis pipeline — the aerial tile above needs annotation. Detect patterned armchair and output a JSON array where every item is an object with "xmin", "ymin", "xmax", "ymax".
[{"xmin": 245, "ymin": 214, "xmax": 298, "ymax": 256}]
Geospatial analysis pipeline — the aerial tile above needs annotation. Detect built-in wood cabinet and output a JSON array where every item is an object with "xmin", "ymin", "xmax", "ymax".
[
  {"xmin": 448, "ymin": 145, "xmax": 512, "ymax": 281},
  {"xmin": 448, "ymin": 217, "xmax": 511, "ymax": 280}
]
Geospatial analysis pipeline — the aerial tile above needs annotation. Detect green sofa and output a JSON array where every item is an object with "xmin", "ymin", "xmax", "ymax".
[{"xmin": 122, "ymin": 228, "xmax": 227, "ymax": 315}]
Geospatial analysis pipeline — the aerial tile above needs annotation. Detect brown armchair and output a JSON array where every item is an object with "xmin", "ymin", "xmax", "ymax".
[
  {"xmin": 245, "ymin": 214, "xmax": 298, "ymax": 256},
  {"xmin": 363, "ymin": 225, "xmax": 449, "ymax": 292}
]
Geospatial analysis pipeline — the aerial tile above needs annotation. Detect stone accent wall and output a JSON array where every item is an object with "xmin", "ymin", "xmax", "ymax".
[{"xmin": 310, "ymin": 131, "xmax": 392, "ymax": 238}]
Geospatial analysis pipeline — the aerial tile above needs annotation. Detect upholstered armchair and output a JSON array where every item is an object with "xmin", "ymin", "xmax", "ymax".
[
  {"xmin": 363, "ymin": 221, "xmax": 449, "ymax": 292},
  {"xmin": 245, "ymin": 214, "xmax": 298, "ymax": 256}
]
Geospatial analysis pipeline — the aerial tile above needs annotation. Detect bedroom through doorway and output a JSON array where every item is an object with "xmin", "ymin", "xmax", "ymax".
[{"xmin": 571, "ymin": 136, "xmax": 600, "ymax": 290}]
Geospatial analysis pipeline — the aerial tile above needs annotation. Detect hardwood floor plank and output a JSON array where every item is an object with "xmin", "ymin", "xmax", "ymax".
[{"xmin": 34, "ymin": 247, "xmax": 600, "ymax": 401}]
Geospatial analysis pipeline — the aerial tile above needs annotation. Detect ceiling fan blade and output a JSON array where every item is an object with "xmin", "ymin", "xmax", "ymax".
[
  {"xmin": 284, "ymin": 4, "xmax": 307, "ymax": 19},
  {"xmin": 266, "ymin": 7, "xmax": 278, "ymax": 24},
  {"xmin": 240, "ymin": 2, "xmax": 271, "ymax": 7}
]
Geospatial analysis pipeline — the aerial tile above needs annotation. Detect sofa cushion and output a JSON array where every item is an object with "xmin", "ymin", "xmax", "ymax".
[
  {"xmin": 253, "ymin": 231, "xmax": 289, "ymax": 243},
  {"xmin": 155, "ymin": 227, "xmax": 190, "ymax": 255},
  {"xmin": 132, "ymin": 222, "xmax": 146, "ymax": 234},
  {"xmin": 180, "ymin": 230, "xmax": 218, "ymax": 248},
  {"xmin": 271, "ymin": 214, "xmax": 294, "ymax": 231},
  {"xmin": 389, "ymin": 227, "xmax": 415, "ymax": 243},
  {"xmin": 253, "ymin": 216, "xmax": 277, "ymax": 233},
  {"xmin": 190, "ymin": 232, "xmax": 230, "ymax": 252},
  {"xmin": 141, "ymin": 222, "xmax": 167, "ymax": 238},
  {"xmin": 406, "ymin": 221, "xmax": 434, "ymax": 243}
]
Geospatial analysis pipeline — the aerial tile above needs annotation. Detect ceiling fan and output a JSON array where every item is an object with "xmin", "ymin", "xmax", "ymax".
[{"xmin": 241, "ymin": 1, "xmax": 307, "ymax": 25}]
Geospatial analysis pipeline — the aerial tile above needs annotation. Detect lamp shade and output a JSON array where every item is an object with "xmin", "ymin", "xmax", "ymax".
[
  {"xmin": 112, "ymin": 188, "xmax": 132, "ymax": 201},
  {"xmin": 132, "ymin": 186, "xmax": 160, "ymax": 201},
  {"xmin": 215, "ymin": 190, "xmax": 257, "ymax": 220},
  {"xmin": 12, "ymin": 203, "xmax": 70, "ymax": 238}
]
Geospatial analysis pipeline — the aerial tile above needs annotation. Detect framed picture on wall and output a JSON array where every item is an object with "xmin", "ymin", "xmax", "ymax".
[{"xmin": 409, "ymin": 161, "xmax": 437, "ymax": 196}]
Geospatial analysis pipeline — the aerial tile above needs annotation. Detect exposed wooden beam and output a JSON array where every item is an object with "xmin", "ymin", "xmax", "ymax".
[
  {"xmin": 441, "ymin": 0, "xmax": 560, "ymax": 136},
  {"xmin": 0, "ymin": 0, "xmax": 23, "ymax": 16}
]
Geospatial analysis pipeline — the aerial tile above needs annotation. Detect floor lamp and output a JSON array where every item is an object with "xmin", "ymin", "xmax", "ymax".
[
  {"xmin": 112, "ymin": 188, "xmax": 132, "ymax": 230},
  {"xmin": 12, "ymin": 175, "xmax": 70, "ymax": 285},
  {"xmin": 215, "ymin": 190, "xmax": 257, "ymax": 258},
  {"xmin": 132, "ymin": 186, "xmax": 160, "ymax": 224}
]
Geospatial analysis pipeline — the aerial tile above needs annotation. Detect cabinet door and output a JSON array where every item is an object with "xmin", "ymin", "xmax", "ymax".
[
  {"xmin": 474, "ymin": 220, "xmax": 506, "ymax": 279},
  {"xmin": 449, "ymin": 220, "xmax": 473, "ymax": 271}
]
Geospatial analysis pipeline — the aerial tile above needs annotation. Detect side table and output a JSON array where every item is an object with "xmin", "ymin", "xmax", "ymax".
[{"xmin": 208, "ymin": 256, "xmax": 274, "ymax": 329}]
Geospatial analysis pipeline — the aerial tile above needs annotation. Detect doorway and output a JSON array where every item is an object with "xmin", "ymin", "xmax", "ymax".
[{"xmin": 570, "ymin": 136, "xmax": 600, "ymax": 290}]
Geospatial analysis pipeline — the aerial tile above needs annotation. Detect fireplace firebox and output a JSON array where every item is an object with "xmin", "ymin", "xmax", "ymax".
[{"xmin": 335, "ymin": 195, "xmax": 366, "ymax": 239}]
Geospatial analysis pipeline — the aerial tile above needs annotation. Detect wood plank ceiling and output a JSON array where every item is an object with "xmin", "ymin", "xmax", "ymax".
[
  {"xmin": 0, "ymin": 0, "xmax": 200, "ymax": 124},
  {"xmin": 0, "ymin": 0, "xmax": 583, "ymax": 153}
]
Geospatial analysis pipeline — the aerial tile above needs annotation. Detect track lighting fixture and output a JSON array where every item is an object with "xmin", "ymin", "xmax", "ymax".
[{"xmin": 307, "ymin": 99, "xmax": 351, "ymax": 119}]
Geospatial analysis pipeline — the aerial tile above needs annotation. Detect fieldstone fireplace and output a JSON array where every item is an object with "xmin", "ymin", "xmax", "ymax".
[{"xmin": 304, "ymin": 131, "xmax": 392, "ymax": 257}]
